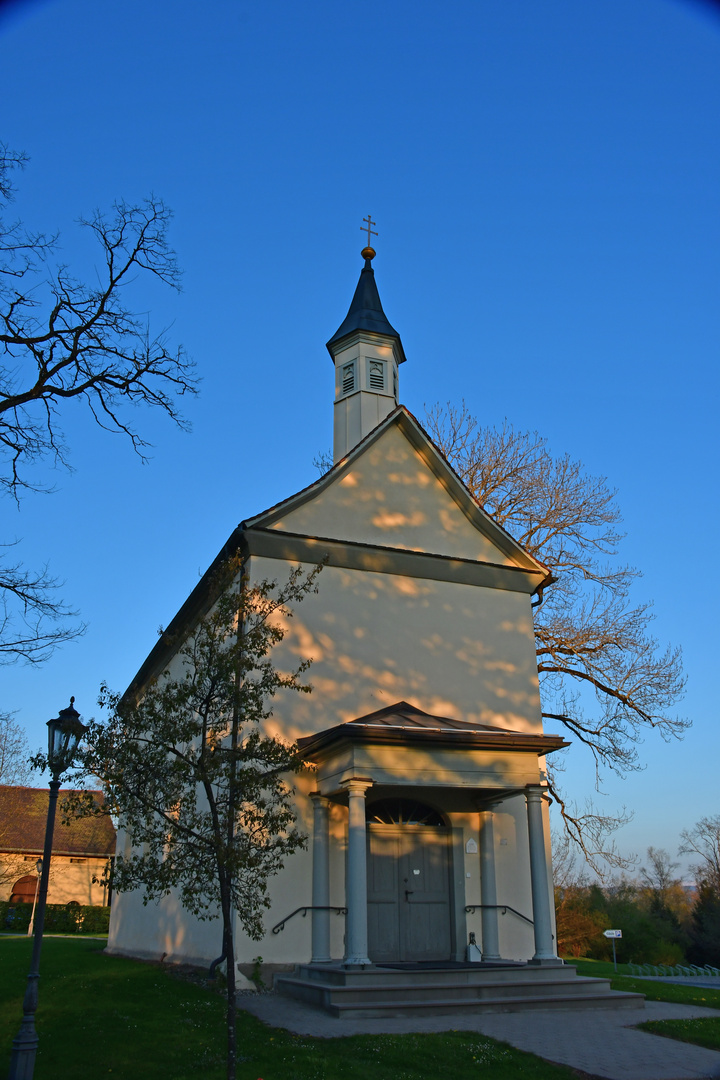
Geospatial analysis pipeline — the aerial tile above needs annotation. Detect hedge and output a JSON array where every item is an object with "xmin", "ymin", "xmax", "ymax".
[{"xmin": 1, "ymin": 901, "xmax": 110, "ymax": 934}]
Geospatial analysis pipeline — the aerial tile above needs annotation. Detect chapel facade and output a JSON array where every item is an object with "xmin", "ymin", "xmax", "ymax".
[{"xmin": 107, "ymin": 245, "xmax": 568, "ymax": 975}]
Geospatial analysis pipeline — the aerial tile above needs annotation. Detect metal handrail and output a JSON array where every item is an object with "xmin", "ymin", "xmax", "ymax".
[
  {"xmin": 464, "ymin": 903, "xmax": 534, "ymax": 927},
  {"xmin": 271, "ymin": 905, "xmax": 347, "ymax": 935}
]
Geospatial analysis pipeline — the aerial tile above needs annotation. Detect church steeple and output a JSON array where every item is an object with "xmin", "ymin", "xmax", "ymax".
[{"xmin": 327, "ymin": 226, "xmax": 407, "ymax": 463}]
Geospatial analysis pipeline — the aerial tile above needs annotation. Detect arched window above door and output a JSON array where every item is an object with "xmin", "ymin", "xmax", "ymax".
[{"xmin": 367, "ymin": 798, "xmax": 445, "ymax": 826}]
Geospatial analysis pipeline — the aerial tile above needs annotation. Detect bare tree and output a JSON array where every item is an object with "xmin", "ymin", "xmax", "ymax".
[
  {"xmin": 640, "ymin": 847, "xmax": 681, "ymax": 900},
  {"xmin": 680, "ymin": 817, "xmax": 720, "ymax": 893},
  {"xmin": 425, "ymin": 401, "xmax": 687, "ymax": 872},
  {"xmin": 637, "ymin": 845, "xmax": 691, "ymax": 925},
  {"xmin": 0, "ymin": 715, "xmax": 33, "ymax": 894},
  {"xmin": 0, "ymin": 143, "xmax": 197, "ymax": 663},
  {"xmin": 0, "ymin": 541, "xmax": 81, "ymax": 665},
  {"xmin": 0, "ymin": 712, "xmax": 31, "ymax": 785}
]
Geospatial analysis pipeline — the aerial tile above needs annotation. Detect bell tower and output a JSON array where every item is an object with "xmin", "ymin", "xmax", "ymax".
[{"xmin": 327, "ymin": 219, "xmax": 407, "ymax": 463}]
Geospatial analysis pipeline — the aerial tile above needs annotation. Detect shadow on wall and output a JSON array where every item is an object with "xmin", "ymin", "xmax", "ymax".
[
  {"xmin": 260, "ymin": 562, "xmax": 542, "ymax": 743},
  {"xmin": 109, "ymin": 886, "xmax": 209, "ymax": 964}
]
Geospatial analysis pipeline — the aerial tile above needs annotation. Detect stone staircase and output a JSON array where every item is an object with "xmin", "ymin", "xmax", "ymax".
[{"xmin": 275, "ymin": 962, "xmax": 644, "ymax": 1019}]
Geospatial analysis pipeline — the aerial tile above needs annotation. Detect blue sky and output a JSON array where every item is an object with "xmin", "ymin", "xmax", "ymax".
[{"xmin": 1, "ymin": 0, "xmax": 718, "ymax": 875}]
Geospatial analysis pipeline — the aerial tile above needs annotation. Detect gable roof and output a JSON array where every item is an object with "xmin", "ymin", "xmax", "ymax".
[
  {"xmin": 0, "ymin": 786, "xmax": 116, "ymax": 857},
  {"xmin": 244, "ymin": 405, "xmax": 551, "ymax": 578},
  {"xmin": 297, "ymin": 701, "xmax": 569, "ymax": 757},
  {"xmin": 124, "ymin": 406, "xmax": 552, "ymax": 701}
]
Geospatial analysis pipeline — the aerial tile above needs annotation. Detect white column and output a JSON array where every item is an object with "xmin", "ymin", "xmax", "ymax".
[
  {"xmin": 525, "ymin": 785, "xmax": 558, "ymax": 963},
  {"xmin": 310, "ymin": 793, "xmax": 331, "ymax": 963},
  {"xmin": 342, "ymin": 778, "xmax": 373, "ymax": 966},
  {"xmin": 479, "ymin": 807, "xmax": 501, "ymax": 960}
]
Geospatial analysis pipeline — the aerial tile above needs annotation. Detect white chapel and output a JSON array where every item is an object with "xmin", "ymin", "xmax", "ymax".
[{"xmin": 105, "ymin": 240, "xmax": 625, "ymax": 1013}]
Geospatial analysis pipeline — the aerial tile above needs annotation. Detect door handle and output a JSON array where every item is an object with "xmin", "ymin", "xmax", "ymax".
[{"xmin": 405, "ymin": 890, "xmax": 414, "ymax": 901}]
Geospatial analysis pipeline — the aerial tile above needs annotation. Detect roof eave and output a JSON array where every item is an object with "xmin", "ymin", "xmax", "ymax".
[
  {"xmin": 326, "ymin": 326, "xmax": 408, "ymax": 366},
  {"xmin": 298, "ymin": 724, "xmax": 570, "ymax": 759}
]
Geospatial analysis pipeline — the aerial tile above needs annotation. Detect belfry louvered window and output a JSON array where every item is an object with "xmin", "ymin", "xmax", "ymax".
[
  {"xmin": 368, "ymin": 360, "xmax": 385, "ymax": 390},
  {"xmin": 342, "ymin": 362, "xmax": 355, "ymax": 394}
]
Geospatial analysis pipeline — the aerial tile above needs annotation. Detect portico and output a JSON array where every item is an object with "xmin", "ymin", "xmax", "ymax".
[{"xmin": 298, "ymin": 701, "xmax": 568, "ymax": 968}]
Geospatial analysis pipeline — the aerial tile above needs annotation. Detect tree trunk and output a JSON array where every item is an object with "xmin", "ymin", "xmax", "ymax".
[{"xmin": 221, "ymin": 895, "xmax": 236, "ymax": 1080}]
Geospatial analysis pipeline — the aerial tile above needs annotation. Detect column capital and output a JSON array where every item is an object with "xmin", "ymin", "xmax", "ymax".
[
  {"xmin": 309, "ymin": 791, "xmax": 330, "ymax": 805},
  {"xmin": 524, "ymin": 784, "xmax": 549, "ymax": 804},
  {"xmin": 341, "ymin": 777, "xmax": 374, "ymax": 797}
]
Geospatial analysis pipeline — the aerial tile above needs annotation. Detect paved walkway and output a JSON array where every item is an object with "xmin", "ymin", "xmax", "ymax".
[{"xmin": 240, "ymin": 992, "xmax": 720, "ymax": 1080}]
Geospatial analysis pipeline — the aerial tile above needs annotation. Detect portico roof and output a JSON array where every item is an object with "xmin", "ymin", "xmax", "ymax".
[{"xmin": 297, "ymin": 701, "xmax": 569, "ymax": 758}]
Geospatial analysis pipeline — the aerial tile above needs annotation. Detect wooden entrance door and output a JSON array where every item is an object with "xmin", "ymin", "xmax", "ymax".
[{"xmin": 367, "ymin": 825, "xmax": 452, "ymax": 963}]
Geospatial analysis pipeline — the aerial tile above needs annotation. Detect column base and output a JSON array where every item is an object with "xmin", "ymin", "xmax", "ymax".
[
  {"xmin": 343, "ymin": 957, "xmax": 372, "ymax": 968},
  {"xmin": 527, "ymin": 956, "xmax": 564, "ymax": 966}
]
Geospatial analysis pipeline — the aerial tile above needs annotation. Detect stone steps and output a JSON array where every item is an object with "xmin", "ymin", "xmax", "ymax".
[
  {"xmin": 329, "ymin": 992, "xmax": 643, "ymax": 1019},
  {"xmin": 275, "ymin": 964, "xmax": 644, "ymax": 1019},
  {"xmin": 294, "ymin": 963, "xmax": 579, "ymax": 987}
]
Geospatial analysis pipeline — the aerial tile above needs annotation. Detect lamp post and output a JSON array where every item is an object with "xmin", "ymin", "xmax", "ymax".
[
  {"xmin": 27, "ymin": 859, "xmax": 42, "ymax": 938},
  {"xmin": 8, "ymin": 698, "xmax": 86, "ymax": 1080}
]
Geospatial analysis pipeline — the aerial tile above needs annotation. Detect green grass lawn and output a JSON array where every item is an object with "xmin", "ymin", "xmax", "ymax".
[
  {"xmin": 565, "ymin": 957, "xmax": 720, "ymax": 1055},
  {"xmin": 637, "ymin": 1017, "xmax": 720, "ymax": 1052},
  {"xmin": 566, "ymin": 958, "xmax": 720, "ymax": 1010},
  {"xmin": 0, "ymin": 937, "xmax": 592, "ymax": 1080}
]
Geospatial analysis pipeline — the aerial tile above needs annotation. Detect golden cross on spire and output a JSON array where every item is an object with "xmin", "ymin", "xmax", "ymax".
[{"xmin": 361, "ymin": 214, "xmax": 378, "ymax": 248}]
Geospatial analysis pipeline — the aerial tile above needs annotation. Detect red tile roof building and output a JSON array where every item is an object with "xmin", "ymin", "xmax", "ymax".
[{"xmin": 0, "ymin": 786, "xmax": 116, "ymax": 906}]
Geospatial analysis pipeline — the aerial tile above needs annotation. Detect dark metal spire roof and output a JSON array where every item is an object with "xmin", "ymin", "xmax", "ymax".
[{"xmin": 326, "ymin": 255, "xmax": 407, "ymax": 363}]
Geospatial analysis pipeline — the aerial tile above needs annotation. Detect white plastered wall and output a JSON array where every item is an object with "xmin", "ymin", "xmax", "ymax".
[
  {"xmin": 270, "ymin": 423, "xmax": 516, "ymax": 564},
  {"xmin": 249, "ymin": 556, "xmax": 543, "ymax": 739}
]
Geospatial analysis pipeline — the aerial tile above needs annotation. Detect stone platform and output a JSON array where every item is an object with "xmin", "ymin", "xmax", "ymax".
[{"xmin": 275, "ymin": 960, "xmax": 644, "ymax": 1019}]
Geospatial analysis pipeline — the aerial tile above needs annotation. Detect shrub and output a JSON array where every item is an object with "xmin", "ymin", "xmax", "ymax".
[
  {"xmin": 1, "ymin": 900, "xmax": 32, "ymax": 931},
  {"xmin": 1, "ymin": 901, "xmax": 110, "ymax": 934},
  {"xmin": 688, "ymin": 885, "xmax": 720, "ymax": 967},
  {"xmin": 565, "ymin": 881, "xmax": 689, "ymax": 965}
]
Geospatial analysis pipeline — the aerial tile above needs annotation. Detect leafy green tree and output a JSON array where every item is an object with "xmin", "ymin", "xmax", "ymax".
[
  {"xmin": 584, "ymin": 878, "xmax": 687, "ymax": 965},
  {"xmin": 61, "ymin": 559, "xmax": 321, "ymax": 1080},
  {"xmin": 680, "ymin": 817, "xmax": 720, "ymax": 967},
  {"xmin": 687, "ymin": 885, "xmax": 720, "ymax": 968},
  {"xmin": 554, "ymin": 884, "xmax": 610, "ymax": 958}
]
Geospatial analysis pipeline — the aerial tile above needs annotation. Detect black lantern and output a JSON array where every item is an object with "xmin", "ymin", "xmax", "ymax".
[
  {"xmin": 9, "ymin": 697, "xmax": 86, "ymax": 1080},
  {"xmin": 46, "ymin": 697, "xmax": 85, "ymax": 778}
]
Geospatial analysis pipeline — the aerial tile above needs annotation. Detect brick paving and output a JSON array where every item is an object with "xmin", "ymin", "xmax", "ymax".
[{"xmin": 239, "ymin": 992, "xmax": 720, "ymax": 1080}]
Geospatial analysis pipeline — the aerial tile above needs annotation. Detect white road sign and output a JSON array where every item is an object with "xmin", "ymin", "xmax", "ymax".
[{"xmin": 603, "ymin": 929, "xmax": 622, "ymax": 938}]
